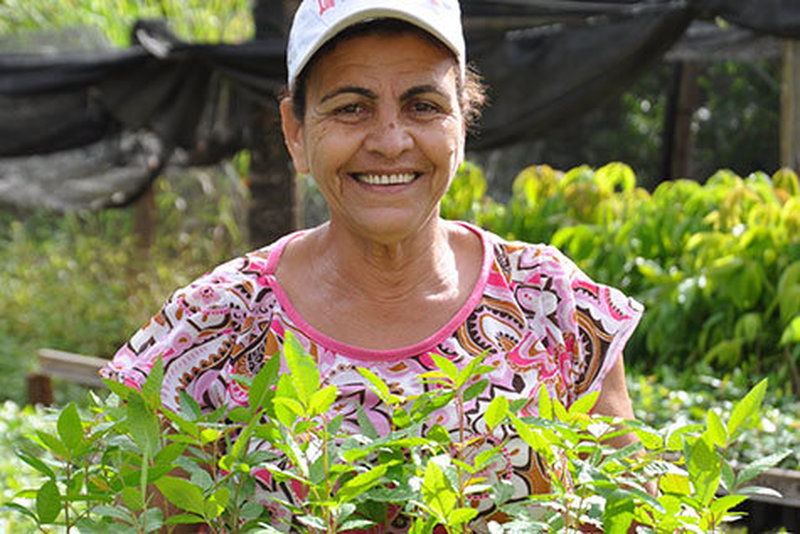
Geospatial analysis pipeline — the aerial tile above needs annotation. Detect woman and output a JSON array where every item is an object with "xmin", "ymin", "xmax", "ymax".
[{"xmin": 101, "ymin": 0, "xmax": 643, "ymax": 529}]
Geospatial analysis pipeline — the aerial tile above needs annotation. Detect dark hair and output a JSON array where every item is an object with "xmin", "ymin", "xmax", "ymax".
[{"xmin": 286, "ymin": 18, "xmax": 487, "ymax": 129}]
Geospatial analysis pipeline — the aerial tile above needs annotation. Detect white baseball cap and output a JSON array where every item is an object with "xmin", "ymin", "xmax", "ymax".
[{"xmin": 286, "ymin": 0, "xmax": 466, "ymax": 88}]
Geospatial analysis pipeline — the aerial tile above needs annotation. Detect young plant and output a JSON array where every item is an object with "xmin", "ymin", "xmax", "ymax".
[{"xmin": 3, "ymin": 336, "xmax": 792, "ymax": 533}]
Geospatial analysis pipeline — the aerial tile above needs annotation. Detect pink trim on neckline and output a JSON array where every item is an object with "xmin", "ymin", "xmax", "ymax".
[{"xmin": 266, "ymin": 221, "xmax": 493, "ymax": 362}]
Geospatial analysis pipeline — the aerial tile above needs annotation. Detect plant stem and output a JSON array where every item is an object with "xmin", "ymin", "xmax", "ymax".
[{"xmin": 64, "ymin": 461, "xmax": 71, "ymax": 533}]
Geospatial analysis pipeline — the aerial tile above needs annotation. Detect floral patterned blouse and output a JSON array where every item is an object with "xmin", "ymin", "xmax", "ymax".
[{"xmin": 100, "ymin": 221, "xmax": 643, "ymax": 531}]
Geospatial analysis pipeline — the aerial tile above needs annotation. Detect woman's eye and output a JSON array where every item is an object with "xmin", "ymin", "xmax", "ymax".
[
  {"xmin": 335, "ymin": 103, "xmax": 364, "ymax": 115},
  {"xmin": 409, "ymin": 100, "xmax": 441, "ymax": 116}
]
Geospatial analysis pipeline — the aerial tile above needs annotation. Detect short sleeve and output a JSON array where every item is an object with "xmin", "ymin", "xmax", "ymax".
[
  {"xmin": 100, "ymin": 255, "xmax": 268, "ymax": 412},
  {"xmin": 545, "ymin": 246, "xmax": 644, "ymax": 402}
]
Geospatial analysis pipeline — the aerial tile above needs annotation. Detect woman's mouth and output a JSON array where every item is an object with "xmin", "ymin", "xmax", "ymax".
[{"xmin": 352, "ymin": 172, "xmax": 418, "ymax": 186}]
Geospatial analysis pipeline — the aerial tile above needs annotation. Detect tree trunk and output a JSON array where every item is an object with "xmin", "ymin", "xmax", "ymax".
[
  {"xmin": 661, "ymin": 61, "xmax": 698, "ymax": 181},
  {"xmin": 781, "ymin": 40, "xmax": 800, "ymax": 170},
  {"xmin": 246, "ymin": 0, "xmax": 302, "ymax": 247}
]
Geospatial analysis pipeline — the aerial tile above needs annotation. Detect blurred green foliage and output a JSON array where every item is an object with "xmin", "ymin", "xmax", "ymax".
[
  {"xmin": 0, "ymin": 0, "xmax": 253, "ymax": 45},
  {"xmin": 442, "ymin": 162, "xmax": 800, "ymax": 394},
  {"xmin": 0, "ymin": 167, "xmax": 249, "ymax": 404}
]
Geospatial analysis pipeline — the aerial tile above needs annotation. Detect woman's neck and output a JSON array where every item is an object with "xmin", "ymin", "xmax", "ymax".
[
  {"xmin": 314, "ymin": 217, "xmax": 459, "ymax": 304},
  {"xmin": 274, "ymin": 217, "xmax": 484, "ymax": 350}
]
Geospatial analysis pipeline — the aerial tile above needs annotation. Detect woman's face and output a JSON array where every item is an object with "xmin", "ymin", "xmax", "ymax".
[{"xmin": 281, "ymin": 32, "xmax": 466, "ymax": 243}]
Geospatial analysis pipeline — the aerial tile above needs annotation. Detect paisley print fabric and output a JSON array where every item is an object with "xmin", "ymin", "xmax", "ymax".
[{"xmin": 100, "ymin": 222, "xmax": 643, "ymax": 530}]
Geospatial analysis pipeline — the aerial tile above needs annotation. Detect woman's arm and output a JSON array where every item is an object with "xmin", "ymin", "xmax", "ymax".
[{"xmin": 592, "ymin": 357, "xmax": 636, "ymax": 449}]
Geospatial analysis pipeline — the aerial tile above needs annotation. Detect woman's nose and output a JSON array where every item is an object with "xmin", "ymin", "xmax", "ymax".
[{"xmin": 363, "ymin": 111, "xmax": 413, "ymax": 159}]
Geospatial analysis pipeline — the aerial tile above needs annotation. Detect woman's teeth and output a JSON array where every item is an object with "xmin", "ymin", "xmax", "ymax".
[{"xmin": 355, "ymin": 173, "xmax": 416, "ymax": 185}]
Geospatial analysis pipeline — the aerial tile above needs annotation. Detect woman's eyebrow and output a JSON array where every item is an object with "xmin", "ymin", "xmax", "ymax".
[
  {"xmin": 320, "ymin": 86, "xmax": 377, "ymax": 103},
  {"xmin": 401, "ymin": 84, "xmax": 446, "ymax": 100}
]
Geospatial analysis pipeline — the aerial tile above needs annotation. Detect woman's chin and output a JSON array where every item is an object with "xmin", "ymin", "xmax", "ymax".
[{"xmin": 336, "ymin": 210, "xmax": 438, "ymax": 243}]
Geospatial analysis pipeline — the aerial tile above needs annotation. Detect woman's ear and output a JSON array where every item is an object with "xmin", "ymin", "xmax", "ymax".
[{"xmin": 280, "ymin": 97, "xmax": 310, "ymax": 175}]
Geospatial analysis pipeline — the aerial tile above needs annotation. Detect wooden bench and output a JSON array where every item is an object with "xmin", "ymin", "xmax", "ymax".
[{"xmin": 27, "ymin": 348, "xmax": 107, "ymax": 406}]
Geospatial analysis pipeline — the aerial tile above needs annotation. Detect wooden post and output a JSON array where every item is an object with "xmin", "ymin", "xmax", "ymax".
[
  {"xmin": 133, "ymin": 182, "xmax": 157, "ymax": 252},
  {"xmin": 781, "ymin": 40, "xmax": 800, "ymax": 170}
]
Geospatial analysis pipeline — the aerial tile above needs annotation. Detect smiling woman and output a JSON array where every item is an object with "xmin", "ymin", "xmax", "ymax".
[{"xmin": 100, "ymin": 0, "xmax": 644, "ymax": 531}]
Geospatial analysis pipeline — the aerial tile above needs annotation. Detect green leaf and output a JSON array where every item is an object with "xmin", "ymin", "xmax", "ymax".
[
  {"xmin": 337, "ymin": 462, "xmax": 395, "ymax": 502},
  {"xmin": 509, "ymin": 414, "xmax": 555, "ymax": 463},
  {"xmin": 358, "ymin": 367, "xmax": 391, "ymax": 402},
  {"xmin": 0, "ymin": 502, "xmax": 37, "ymax": 522},
  {"xmin": 283, "ymin": 331, "xmax": 319, "ymax": 405},
  {"xmin": 736, "ymin": 485, "xmax": 782, "ymax": 499},
  {"xmin": 164, "ymin": 513, "xmax": 208, "ymax": 525},
  {"xmin": 249, "ymin": 352, "xmax": 281, "ymax": 410},
  {"xmin": 596, "ymin": 162, "xmax": 636, "ymax": 194},
  {"xmin": 735, "ymin": 450, "xmax": 793, "ymax": 487},
  {"xmin": 36, "ymin": 480, "xmax": 61, "ymax": 524},
  {"xmin": 709, "ymin": 494, "xmax": 747, "ymax": 518},
  {"xmin": 200, "ymin": 428, "xmax": 222, "ymax": 445},
  {"xmin": 155, "ymin": 476, "xmax": 206, "ymax": 516},
  {"xmin": 93, "ymin": 504, "xmax": 137, "ymax": 524},
  {"xmin": 309, "ymin": 385, "xmax": 338, "ymax": 416},
  {"xmin": 34, "ymin": 430, "xmax": 67, "ymax": 458},
  {"xmin": 552, "ymin": 397, "xmax": 569, "ymax": 422},
  {"xmin": 127, "ymin": 392, "xmax": 161, "ymax": 456},
  {"xmin": 463, "ymin": 378, "xmax": 489, "ymax": 402},
  {"xmin": 205, "ymin": 486, "xmax": 230, "ymax": 519},
  {"xmin": 16, "ymin": 449, "xmax": 55, "ymax": 480},
  {"xmin": 538, "ymin": 387, "xmax": 553, "ymax": 420},
  {"xmin": 57, "ymin": 402, "xmax": 83, "ymax": 453},
  {"xmin": 448, "ymin": 507, "xmax": 478, "ymax": 526},
  {"xmin": 154, "ymin": 442, "xmax": 186, "ymax": 466},
  {"xmin": 780, "ymin": 316, "xmax": 800, "ymax": 346},
  {"xmin": 227, "ymin": 406, "xmax": 252, "ymax": 423},
  {"xmin": 229, "ymin": 425, "xmax": 253, "ymax": 462},
  {"xmin": 421, "ymin": 460, "xmax": 456, "ymax": 520},
  {"xmin": 356, "ymin": 405, "xmax": 379, "ymax": 440},
  {"xmin": 426, "ymin": 424, "xmax": 451, "ymax": 444},
  {"xmin": 430, "ymin": 353, "xmax": 459, "ymax": 382},
  {"xmin": 297, "ymin": 515, "xmax": 327, "ymax": 530},
  {"xmin": 484, "ymin": 395, "xmax": 508, "ymax": 431},
  {"xmin": 706, "ymin": 409, "xmax": 727, "ymax": 448},
  {"xmin": 569, "ymin": 391, "xmax": 599, "ymax": 416},
  {"xmin": 339, "ymin": 519, "xmax": 378, "ymax": 531},
  {"xmin": 727, "ymin": 378, "xmax": 767, "ymax": 439},
  {"xmin": 721, "ymin": 462, "xmax": 736, "ymax": 491},
  {"xmin": 392, "ymin": 407, "xmax": 412, "ymax": 428},
  {"xmin": 474, "ymin": 446, "xmax": 500, "ymax": 471},
  {"xmin": 602, "ymin": 490, "xmax": 635, "ymax": 534},
  {"xmin": 687, "ymin": 435, "xmax": 721, "ymax": 505},
  {"xmin": 659, "ymin": 473, "xmax": 691, "ymax": 495},
  {"xmin": 454, "ymin": 351, "xmax": 487, "ymax": 389},
  {"xmin": 121, "ymin": 487, "xmax": 144, "ymax": 510},
  {"xmin": 142, "ymin": 356, "xmax": 164, "ymax": 409},
  {"xmin": 102, "ymin": 378, "xmax": 133, "ymax": 401},
  {"xmin": 665, "ymin": 423, "xmax": 704, "ymax": 451},
  {"xmin": 273, "ymin": 397, "xmax": 307, "ymax": 419},
  {"xmin": 274, "ymin": 374, "xmax": 299, "ymax": 427},
  {"xmin": 141, "ymin": 507, "xmax": 164, "ymax": 533},
  {"xmin": 632, "ymin": 426, "xmax": 663, "ymax": 450},
  {"xmin": 178, "ymin": 391, "xmax": 202, "ymax": 421}
]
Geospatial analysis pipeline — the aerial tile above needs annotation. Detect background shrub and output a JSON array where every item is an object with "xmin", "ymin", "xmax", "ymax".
[
  {"xmin": 442, "ymin": 163, "xmax": 800, "ymax": 394},
  {"xmin": 0, "ymin": 166, "xmax": 248, "ymax": 404}
]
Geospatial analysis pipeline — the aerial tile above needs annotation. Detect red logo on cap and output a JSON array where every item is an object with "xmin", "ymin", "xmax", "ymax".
[{"xmin": 319, "ymin": 0, "xmax": 335, "ymax": 14}]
